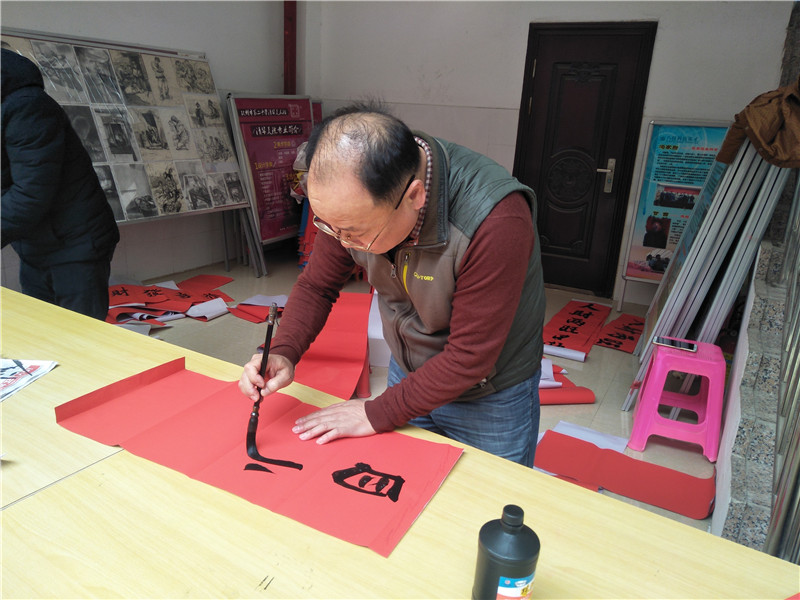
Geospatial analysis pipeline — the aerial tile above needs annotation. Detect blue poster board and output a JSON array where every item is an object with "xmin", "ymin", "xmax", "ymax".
[{"xmin": 623, "ymin": 119, "xmax": 729, "ymax": 283}]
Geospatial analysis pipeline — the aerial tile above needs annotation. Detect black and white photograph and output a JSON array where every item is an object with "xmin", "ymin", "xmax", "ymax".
[
  {"xmin": 63, "ymin": 104, "xmax": 106, "ymax": 163},
  {"xmin": 93, "ymin": 106, "xmax": 140, "ymax": 162},
  {"xmin": 174, "ymin": 159, "xmax": 209, "ymax": 210},
  {"xmin": 142, "ymin": 54, "xmax": 181, "ymax": 106},
  {"xmin": 74, "ymin": 46, "xmax": 124, "ymax": 105},
  {"xmin": 93, "ymin": 164, "xmax": 125, "ymax": 221},
  {"xmin": 29, "ymin": 40, "xmax": 88, "ymax": 104},
  {"xmin": 112, "ymin": 163, "xmax": 157, "ymax": 220},
  {"xmin": 223, "ymin": 171, "xmax": 247, "ymax": 206},
  {"xmin": 109, "ymin": 50, "xmax": 155, "ymax": 106},
  {"xmin": 183, "ymin": 174, "xmax": 213, "ymax": 211},
  {"xmin": 145, "ymin": 161, "xmax": 186, "ymax": 214},
  {"xmin": 128, "ymin": 107, "xmax": 172, "ymax": 162},
  {"xmin": 184, "ymin": 93, "xmax": 224, "ymax": 128},
  {"xmin": 159, "ymin": 107, "xmax": 197, "ymax": 159},
  {"xmin": 194, "ymin": 127, "xmax": 236, "ymax": 172},
  {"xmin": 174, "ymin": 58, "xmax": 216, "ymax": 94},
  {"xmin": 207, "ymin": 173, "xmax": 231, "ymax": 206}
]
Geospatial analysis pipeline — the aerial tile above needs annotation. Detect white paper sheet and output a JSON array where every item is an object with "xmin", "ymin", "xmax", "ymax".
[
  {"xmin": 1, "ymin": 359, "xmax": 58, "ymax": 400},
  {"xmin": 186, "ymin": 297, "xmax": 229, "ymax": 320},
  {"xmin": 542, "ymin": 345, "xmax": 586, "ymax": 362}
]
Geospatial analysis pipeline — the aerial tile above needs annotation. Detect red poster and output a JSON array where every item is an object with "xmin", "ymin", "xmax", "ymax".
[{"xmin": 233, "ymin": 97, "xmax": 312, "ymax": 243}]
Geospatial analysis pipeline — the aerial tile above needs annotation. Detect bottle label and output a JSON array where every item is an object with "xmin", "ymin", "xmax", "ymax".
[{"xmin": 495, "ymin": 573, "xmax": 534, "ymax": 600}]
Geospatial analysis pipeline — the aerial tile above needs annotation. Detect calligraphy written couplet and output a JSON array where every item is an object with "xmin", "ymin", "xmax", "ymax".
[
  {"xmin": 595, "ymin": 314, "xmax": 645, "ymax": 354},
  {"xmin": 542, "ymin": 300, "xmax": 612, "ymax": 356},
  {"xmin": 55, "ymin": 359, "xmax": 462, "ymax": 557},
  {"xmin": 106, "ymin": 276, "xmax": 235, "ymax": 324}
]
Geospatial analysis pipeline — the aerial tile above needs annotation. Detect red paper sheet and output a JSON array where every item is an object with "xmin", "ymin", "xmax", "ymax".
[
  {"xmin": 595, "ymin": 313, "xmax": 645, "ymax": 353},
  {"xmin": 292, "ymin": 292, "xmax": 372, "ymax": 400},
  {"xmin": 543, "ymin": 301, "xmax": 612, "ymax": 357},
  {"xmin": 228, "ymin": 304, "xmax": 274, "ymax": 323},
  {"xmin": 176, "ymin": 274, "xmax": 234, "ymax": 294},
  {"xmin": 107, "ymin": 281, "xmax": 232, "ymax": 318},
  {"xmin": 539, "ymin": 370, "xmax": 596, "ymax": 405},
  {"xmin": 55, "ymin": 359, "xmax": 462, "ymax": 557},
  {"xmin": 108, "ymin": 284, "xmax": 168, "ymax": 306},
  {"xmin": 539, "ymin": 386, "xmax": 595, "ymax": 405},
  {"xmin": 534, "ymin": 431, "xmax": 715, "ymax": 519}
]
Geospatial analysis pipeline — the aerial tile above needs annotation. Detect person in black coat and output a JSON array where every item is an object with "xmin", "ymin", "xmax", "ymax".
[{"xmin": 1, "ymin": 48, "xmax": 119, "ymax": 320}]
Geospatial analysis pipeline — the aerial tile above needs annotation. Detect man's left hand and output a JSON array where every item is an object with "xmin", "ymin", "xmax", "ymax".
[{"xmin": 292, "ymin": 399, "xmax": 376, "ymax": 444}]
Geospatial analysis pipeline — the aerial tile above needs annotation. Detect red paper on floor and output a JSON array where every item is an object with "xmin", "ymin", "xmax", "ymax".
[
  {"xmin": 291, "ymin": 292, "xmax": 372, "ymax": 400},
  {"xmin": 595, "ymin": 313, "xmax": 645, "ymax": 353},
  {"xmin": 539, "ymin": 386, "xmax": 595, "ymax": 405},
  {"xmin": 539, "ymin": 370, "xmax": 595, "ymax": 405},
  {"xmin": 106, "ymin": 306, "xmax": 171, "ymax": 326},
  {"xmin": 543, "ymin": 300, "xmax": 612, "ymax": 361},
  {"xmin": 107, "ymin": 277, "xmax": 235, "ymax": 324},
  {"xmin": 534, "ymin": 430, "xmax": 715, "ymax": 519},
  {"xmin": 176, "ymin": 274, "xmax": 235, "ymax": 294},
  {"xmin": 108, "ymin": 284, "xmax": 168, "ymax": 306},
  {"xmin": 229, "ymin": 304, "xmax": 274, "ymax": 323},
  {"xmin": 55, "ymin": 359, "xmax": 462, "ymax": 557}
]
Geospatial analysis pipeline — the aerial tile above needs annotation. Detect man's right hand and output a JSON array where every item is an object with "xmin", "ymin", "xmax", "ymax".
[{"xmin": 238, "ymin": 353, "xmax": 295, "ymax": 401}]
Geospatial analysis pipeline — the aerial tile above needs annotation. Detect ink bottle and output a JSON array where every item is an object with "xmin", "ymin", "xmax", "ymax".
[{"xmin": 472, "ymin": 504, "xmax": 540, "ymax": 600}]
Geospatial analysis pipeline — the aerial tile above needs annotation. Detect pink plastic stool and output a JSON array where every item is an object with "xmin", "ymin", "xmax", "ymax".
[{"xmin": 628, "ymin": 337, "xmax": 726, "ymax": 462}]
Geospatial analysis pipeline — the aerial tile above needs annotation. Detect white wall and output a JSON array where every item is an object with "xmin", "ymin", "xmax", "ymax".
[
  {"xmin": 2, "ymin": 1, "xmax": 793, "ymax": 304},
  {"xmin": 1, "ymin": 1, "xmax": 284, "ymax": 289},
  {"xmin": 299, "ymin": 0, "xmax": 793, "ymax": 304}
]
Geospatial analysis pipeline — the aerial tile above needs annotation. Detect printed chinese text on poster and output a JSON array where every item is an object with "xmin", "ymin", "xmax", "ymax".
[{"xmin": 233, "ymin": 97, "xmax": 312, "ymax": 243}]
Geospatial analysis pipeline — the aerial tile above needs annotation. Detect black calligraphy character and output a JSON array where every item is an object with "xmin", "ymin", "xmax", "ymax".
[
  {"xmin": 566, "ymin": 317, "xmax": 586, "ymax": 326},
  {"xmin": 331, "ymin": 463, "xmax": 405, "ymax": 502},
  {"xmin": 598, "ymin": 337, "xmax": 622, "ymax": 348},
  {"xmin": 578, "ymin": 303, "xmax": 602, "ymax": 312},
  {"xmin": 609, "ymin": 331, "xmax": 634, "ymax": 341},
  {"xmin": 111, "ymin": 286, "xmax": 130, "ymax": 297},
  {"xmin": 621, "ymin": 322, "xmax": 644, "ymax": 335},
  {"xmin": 558, "ymin": 325, "xmax": 579, "ymax": 334}
]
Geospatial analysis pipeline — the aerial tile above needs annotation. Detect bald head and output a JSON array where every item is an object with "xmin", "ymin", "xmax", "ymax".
[{"xmin": 306, "ymin": 102, "xmax": 420, "ymax": 206}]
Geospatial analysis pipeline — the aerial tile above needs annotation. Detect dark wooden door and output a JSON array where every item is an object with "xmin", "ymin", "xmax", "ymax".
[{"xmin": 514, "ymin": 23, "xmax": 656, "ymax": 297}]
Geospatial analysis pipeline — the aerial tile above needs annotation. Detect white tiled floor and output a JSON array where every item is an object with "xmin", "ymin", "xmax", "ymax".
[{"xmin": 143, "ymin": 241, "xmax": 714, "ymax": 531}]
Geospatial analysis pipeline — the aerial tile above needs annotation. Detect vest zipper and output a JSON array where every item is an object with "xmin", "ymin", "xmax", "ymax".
[
  {"xmin": 400, "ymin": 252, "xmax": 410, "ymax": 294},
  {"xmin": 388, "ymin": 251, "xmax": 414, "ymax": 367}
]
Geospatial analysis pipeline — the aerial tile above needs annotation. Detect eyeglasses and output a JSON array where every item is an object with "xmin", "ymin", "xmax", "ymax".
[{"xmin": 312, "ymin": 174, "xmax": 414, "ymax": 252}]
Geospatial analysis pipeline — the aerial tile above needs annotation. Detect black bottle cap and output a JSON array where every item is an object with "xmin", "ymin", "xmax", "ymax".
[{"xmin": 502, "ymin": 504, "xmax": 524, "ymax": 527}]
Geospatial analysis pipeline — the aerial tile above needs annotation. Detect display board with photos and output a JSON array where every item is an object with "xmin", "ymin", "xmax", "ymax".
[
  {"xmin": 622, "ymin": 118, "xmax": 729, "ymax": 283},
  {"xmin": 1, "ymin": 29, "xmax": 248, "ymax": 223}
]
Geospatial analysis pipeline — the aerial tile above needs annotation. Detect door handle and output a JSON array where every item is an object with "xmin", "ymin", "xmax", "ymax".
[{"xmin": 597, "ymin": 158, "xmax": 616, "ymax": 193}]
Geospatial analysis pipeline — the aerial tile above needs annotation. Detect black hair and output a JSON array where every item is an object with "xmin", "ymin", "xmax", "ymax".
[{"xmin": 305, "ymin": 100, "xmax": 420, "ymax": 204}]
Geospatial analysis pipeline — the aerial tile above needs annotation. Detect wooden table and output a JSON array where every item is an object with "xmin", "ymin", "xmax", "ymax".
[{"xmin": 2, "ymin": 288, "xmax": 798, "ymax": 598}]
